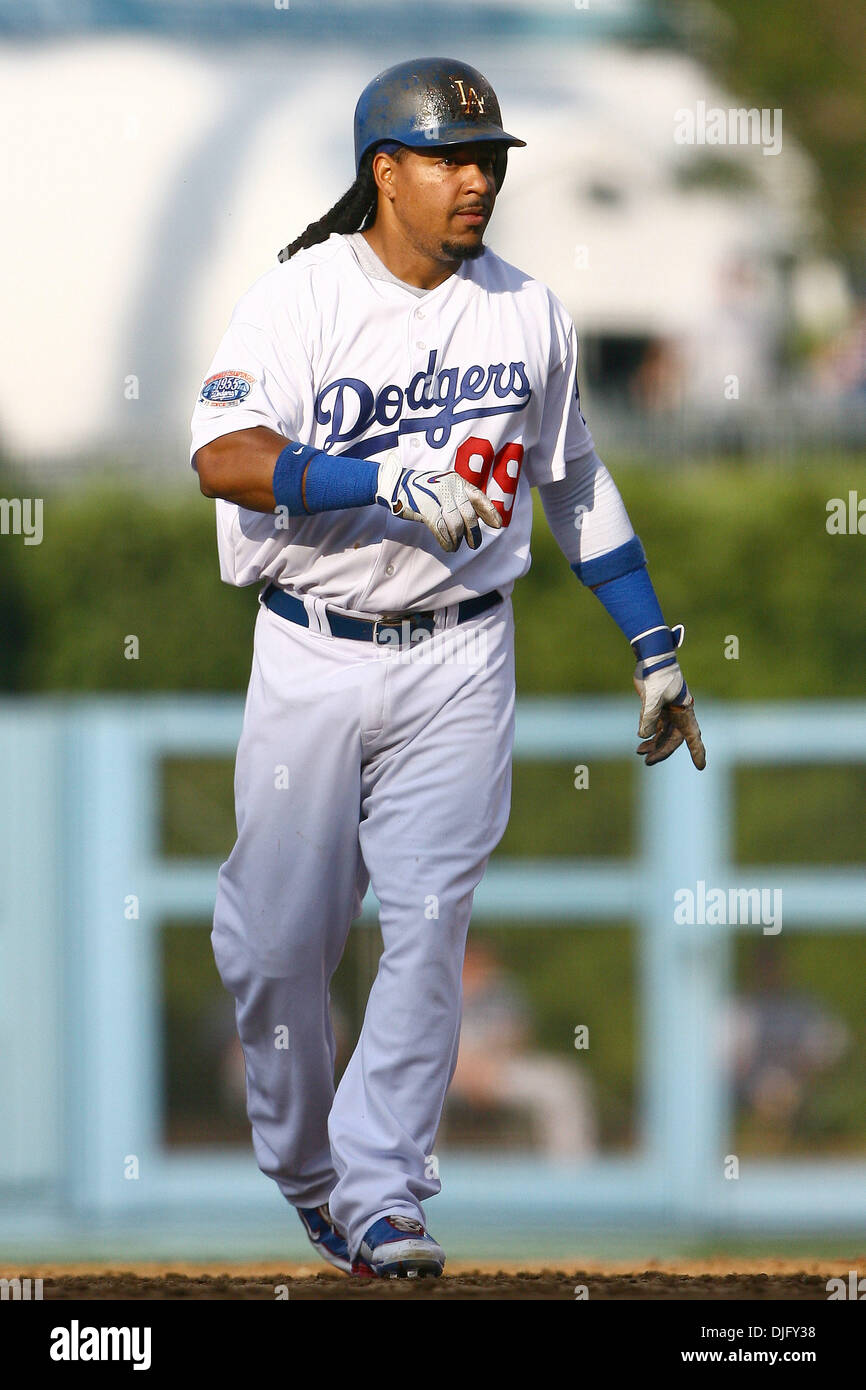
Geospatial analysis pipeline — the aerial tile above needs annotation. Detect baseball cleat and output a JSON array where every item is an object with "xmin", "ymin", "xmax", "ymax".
[
  {"xmin": 352, "ymin": 1214, "xmax": 445, "ymax": 1279},
  {"xmin": 297, "ymin": 1203, "xmax": 352, "ymax": 1274}
]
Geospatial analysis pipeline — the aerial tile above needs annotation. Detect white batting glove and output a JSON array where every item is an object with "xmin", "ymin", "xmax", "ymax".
[
  {"xmin": 375, "ymin": 452, "xmax": 502, "ymax": 553},
  {"xmin": 633, "ymin": 623, "xmax": 706, "ymax": 770}
]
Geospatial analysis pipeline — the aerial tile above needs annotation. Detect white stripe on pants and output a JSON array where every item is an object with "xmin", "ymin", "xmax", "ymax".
[{"xmin": 211, "ymin": 595, "xmax": 515, "ymax": 1256}]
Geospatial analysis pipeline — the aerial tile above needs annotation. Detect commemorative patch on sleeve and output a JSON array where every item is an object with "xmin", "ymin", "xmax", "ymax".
[{"xmin": 199, "ymin": 370, "xmax": 255, "ymax": 407}]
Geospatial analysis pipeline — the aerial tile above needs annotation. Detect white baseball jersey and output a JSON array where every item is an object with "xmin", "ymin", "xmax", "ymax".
[{"xmin": 190, "ymin": 232, "xmax": 594, "ymax": 613}]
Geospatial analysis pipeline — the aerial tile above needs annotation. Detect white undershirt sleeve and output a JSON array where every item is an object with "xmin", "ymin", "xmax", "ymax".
[{"xmin": 536, "ymin": 448, "xmax": 635, "ymax": 567}]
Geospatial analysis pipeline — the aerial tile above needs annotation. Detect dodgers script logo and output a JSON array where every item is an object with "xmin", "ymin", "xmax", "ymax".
[{"xmin": 315, "ymin": 349, "xmax": 532, "ymax": 456}]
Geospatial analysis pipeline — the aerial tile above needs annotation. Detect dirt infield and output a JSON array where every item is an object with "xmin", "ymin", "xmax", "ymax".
[{"xmin": 23, "ymin": 1257, "xmax": 852, "ymax": 1300}]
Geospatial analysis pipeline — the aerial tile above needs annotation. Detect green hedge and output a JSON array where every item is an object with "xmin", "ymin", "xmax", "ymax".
[
  {"xmin": 515, "ymin": 458, "xmax": 866, "ymax": 697},
  {"xmin": 2, "ymin": 457, "xmax": 864, "ymax": 696}
]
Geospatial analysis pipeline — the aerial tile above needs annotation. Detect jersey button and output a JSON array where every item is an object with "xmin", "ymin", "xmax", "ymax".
[
  {"xmin": 416, "ymin": 341, "xmax": 426, "ymax": 350},
  {"xmin": 415, "ymin": 309, "xmax": 425, "ymax": 319},
  {"xmin": 385, "ymin": 563, "xmax": 395, "ymax": 576}
]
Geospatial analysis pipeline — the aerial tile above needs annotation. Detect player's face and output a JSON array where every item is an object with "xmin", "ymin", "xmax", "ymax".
[{"xmin": 391, "ymin": 143, "xmax": 499, "ymax": 263}]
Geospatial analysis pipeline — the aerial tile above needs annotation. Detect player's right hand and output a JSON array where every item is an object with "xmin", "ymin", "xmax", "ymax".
[{"xmin": 375, "ymin": 452, "xmax": 502, "ymax": 553}]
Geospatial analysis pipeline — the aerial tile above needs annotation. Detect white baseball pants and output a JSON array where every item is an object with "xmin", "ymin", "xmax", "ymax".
[{"xmin": 211, "ymin": 592, "xmax": 515, "ymax": 1256}]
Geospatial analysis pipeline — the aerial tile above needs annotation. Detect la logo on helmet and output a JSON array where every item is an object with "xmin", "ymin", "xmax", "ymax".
[{"xmin": 453, "ymin": 78, "xmax": 486, "ymax": 117}]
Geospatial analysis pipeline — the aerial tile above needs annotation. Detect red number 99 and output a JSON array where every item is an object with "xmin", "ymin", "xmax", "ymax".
[{"xmin": 454, "ymin": 436, "xmax": 524, "ymax": 529}]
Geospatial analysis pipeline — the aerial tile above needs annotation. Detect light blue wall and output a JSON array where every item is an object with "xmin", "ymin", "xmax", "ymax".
[{"xmin": 1, "ymin": 696, "xmax": 865, "ymax": 1256}]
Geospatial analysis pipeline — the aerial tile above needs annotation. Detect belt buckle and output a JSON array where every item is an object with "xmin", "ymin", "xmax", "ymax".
[{"xmin": 372, "ymin": 612, "xmax": 409, "ymax": 647}]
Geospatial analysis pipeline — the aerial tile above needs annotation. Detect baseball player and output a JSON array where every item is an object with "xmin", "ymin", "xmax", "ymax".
[{"xmin": 190, "ymin": 57, "xmax": 705, "ymax": 1280}]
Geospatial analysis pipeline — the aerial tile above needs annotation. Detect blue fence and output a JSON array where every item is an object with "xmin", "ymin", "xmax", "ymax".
[{"xmin": 1, "ymin": 696, "xmax": 865, "ymax": 1257}]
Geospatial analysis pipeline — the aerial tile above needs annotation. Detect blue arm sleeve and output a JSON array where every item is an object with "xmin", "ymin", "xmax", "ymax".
[
  {"xmin": 571, "ymin": 536, "xmax": 677, "ymax": 672},
  {"xmin": 272, "ymin": 443, "xmax": 379, "ymax": 515}
]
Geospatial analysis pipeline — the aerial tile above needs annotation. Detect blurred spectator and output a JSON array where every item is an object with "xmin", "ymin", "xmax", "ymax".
[
  {"xmin": 811, "ymin": 304, "xmax": 866, "ymax": 398},
  {"xmin": 630, "ymin": 338, "xmax": 685, "ymax": 413},
  {"xmin": 443, "ymin": 940, "xmax": 598, "ymax": 1160},
  {"xmin": 722, "ymin": 943, "xmax": 849, "ymax": 1139},
  {"xmin": 193, "ymin": 944, "xmax": 600, "ymax": 1158}
]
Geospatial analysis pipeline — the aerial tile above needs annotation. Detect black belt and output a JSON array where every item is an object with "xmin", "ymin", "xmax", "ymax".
[{"xmin": 261, "ymin": 582, "xmax": 502, "ymax": 643}]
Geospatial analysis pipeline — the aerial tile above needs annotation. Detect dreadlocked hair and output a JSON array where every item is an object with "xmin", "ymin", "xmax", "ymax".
[{"xmin": 277, "ymin": 149, "xmax": 384, "ymax": 263}]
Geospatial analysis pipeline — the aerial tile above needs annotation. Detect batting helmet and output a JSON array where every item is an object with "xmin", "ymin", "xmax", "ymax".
[{"xmin": 353, "ymin": 57, "xmax": 526, "ymax": 191}]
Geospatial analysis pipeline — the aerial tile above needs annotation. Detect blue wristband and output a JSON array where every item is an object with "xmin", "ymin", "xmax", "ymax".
[
  {"xmin": 272, "ymin": 443, "xmax": 379, "ymax": 515},
  {"xmin": 572, "ymin": 534, "xmax": 647, "ymax": 587},
  {"xmin": 571, "ymin": 535, "xmax": 674, "ymax": 661}
]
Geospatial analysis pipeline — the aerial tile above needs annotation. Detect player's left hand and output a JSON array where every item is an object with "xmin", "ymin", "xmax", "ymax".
[
  {"xmin": 376, "ymin": 453, "xmax": 502, "ymax": 552},
  {"xmin": 633, "ymin": 623, "xmax": 706, "ymax": 770}
]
